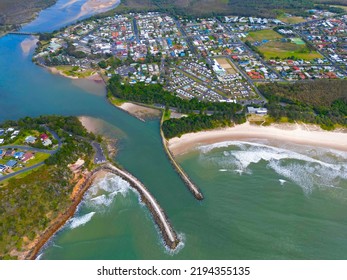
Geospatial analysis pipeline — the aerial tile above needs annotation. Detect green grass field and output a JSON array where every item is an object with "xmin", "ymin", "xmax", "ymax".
[
  {"xmin": 258, "ymin": 41, "xmax": 323, "ymax": 60},
  {"xmin": 246, "ymin": 30, "xmax": 322, "ymax": 60},
  {"xmin": 55, "ymin": 66, "xmax": 95, "ymax": 78},
  {"xmin": 278, "ymin": 15, "xmax": 306, "ymax": 24},
  {"xmin": 246, "ymin": 29, "xmax": 283, "ymax": 42}
]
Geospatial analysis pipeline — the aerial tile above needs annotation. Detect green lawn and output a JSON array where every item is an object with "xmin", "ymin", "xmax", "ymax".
[
  {"xmin": 246, "ymin": 29, "xmax": 283, "ymax": 42},
  {"xmin": 278, "ymin": 15, "xmax": 306, "ymax": 24},
  {"xmin": 55, "ymin": 66, "xmax": 95, "ymax": 78},
  {"xmin": 24, "ymin": 152, "xmax": 51, "ymax": 168},
  {"xmin": 1, "ymin": 152, "xmax": 50, "ymax": 178},
  {"xmin": 258, "ymin": 41, "xmax": 323, "ymax": 60}
]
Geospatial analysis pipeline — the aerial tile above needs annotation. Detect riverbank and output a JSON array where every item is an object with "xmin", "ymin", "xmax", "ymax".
[
  {"xmin": 119, "ymin": 102, "xmax": 162, "ymax": 120},
  {"xmin": 43, "ymin": 65, "xmax": 103, "ymax": 81},
  {"xmin": 107, "ymin": 96, "xmax": 161, "ymax": 121},
  {"xmin": 168, "ymin": 122, "xmax": 347, "ymax": 156}
]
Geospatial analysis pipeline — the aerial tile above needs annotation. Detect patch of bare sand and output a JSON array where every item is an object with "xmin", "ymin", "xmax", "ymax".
[
  {"xmin": 168, "ymin": 121, "xmax": 347, "ymax": 156},
  {"xmin": 119, "ymin": 102, "xmax": 161, "ymax": 120}
]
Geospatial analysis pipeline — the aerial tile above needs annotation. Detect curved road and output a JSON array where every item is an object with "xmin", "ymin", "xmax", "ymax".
[{"xmin": 0, "ymin": 127, "xmax": 62, "ymax": 182}]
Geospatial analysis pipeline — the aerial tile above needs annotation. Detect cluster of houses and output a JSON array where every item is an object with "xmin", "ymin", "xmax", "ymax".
[
  {"xmin": 0, "ymin": 149, "xmax": 35, "ymax": 174},
  {"xmin": 34, "ymin": 9, "xmax": 346, "ymax": 107},
  {"xmin": 182, "ymin": 18, "xmax": 225, "ymax": 36},
  {"xmin": 167, "ymin": 68, "xmax": 227, "ymax": 102},
  {"xmin": 232, "ymin": 54, "xmax": 278, "ymax": 81},
  {"xmin": 137, "ymin": 13, "xmax": 180, "ymax": 40},
  {"xmin": 0, "ymin": 128, "xmax": 20, "ymax": 145},
  {"xmin": 116, "ymin": 63, "xmax": 162, "ymax": 84},
  {"xmin": 269, "ymin": 60, "xmax": 344, "ymax": 80},
  {"xmin": 25, "ymin": 133, "xmax": 52, "ymax": 147},
  {"xmin": 222, "ymin": 16, "xmax": 284, "ymax": 36},
  {"xmin": 297, "ymin": 15, "xmax": 347, "ymax": 68}
]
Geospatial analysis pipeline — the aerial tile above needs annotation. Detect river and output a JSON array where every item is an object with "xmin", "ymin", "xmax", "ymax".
[{"xmin": 1, "ymin": 0, "xmax": 347, "ymax": 260}]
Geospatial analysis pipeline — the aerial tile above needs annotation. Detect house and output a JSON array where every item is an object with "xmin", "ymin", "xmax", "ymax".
[
  {"xmin": 0, "ymin": 149, "xmax": 4, "ymax": 158},
  {"xmin": 43, "ymin": 138, "xmax": 52, "ymax": 147},
  {"xmin": 25, "ymin": 136, "xmax": 37, "ymax": 144},
  {"xmin": 13, "ymin": 151, "xmax": 25, "ymax": 159},
  {"xmin": 0, "ymin": 139, "xmax": 4, "ymax": 145},
  {"xmin": 5, "ymin": 149, "xmax": 15, "ymax": 157},
  {"xmin": 40, "ymin": 133, "xmax": 49, "ymax": 141},
  {"xmin": 247, "ymin": 106, "xmax": 268, "ymax": 115},
  {"xmin": 0, "ymin": 164, "xmax": 7, "ymax": 173},
  {"xmin": 6, "ymin": 160, "xmax": 17, "ymax": 168},
  {"xmin": 0, "ymin": 129, "xmax": 4, "ymax": 136},
  {"xmin": 21, "ymin": 152, "xmax": 35, "ymax": 163}
]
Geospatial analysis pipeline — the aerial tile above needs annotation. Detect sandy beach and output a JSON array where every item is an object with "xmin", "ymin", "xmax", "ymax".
[
  {"xmin": 168, "ymin": 122, "xmax": 347, "ymax": 156},
  {"xmin": 77, "ymin": 0, "xmax": 119, "ymax": 18},
  {"xmin": 79, "ymin": 116, "xmax": 100, "ymax": 133},
  {"xmin": 119, "ymin": 102, "xmax": 161, "ymax": 120}
]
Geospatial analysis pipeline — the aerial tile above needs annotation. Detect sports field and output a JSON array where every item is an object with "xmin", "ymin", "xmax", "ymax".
[
  {"xmin": 258, "ymin": 41, "xmax": 322, "ymax": 60},
  {"xmin": 246, "ymin": 29, "xmax": 282, "ymax": 42},
  {"xmin": 246, "ymin": 29, "xmax": 322, "ymax": 60},
  {"xmin": 278, "ymin": 15, "xmax": 306, "ymax": 24}
]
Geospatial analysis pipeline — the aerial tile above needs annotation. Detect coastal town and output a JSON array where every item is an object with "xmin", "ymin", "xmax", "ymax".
[
  {"xmin": 1, "ymin": 0, "xmax": 347, "ymax": 267},
  {"xmin": 34, "ymin": 9, "xmax": 347, "ymax": 105}
]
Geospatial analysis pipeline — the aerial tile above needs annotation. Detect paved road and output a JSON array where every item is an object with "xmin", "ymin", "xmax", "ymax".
[
  {"xmin": 0, "ymin": 145, "xmax": 56, "ymax": 155},
  {"xmin": 0, "ymin": 162, "xmax": 45, "ymax": 182},
  {"xmin": 92, "ymin": 141, "xmax": 107, "ymax": 164},
  {"xmin": 133, "ymin": 18, "xmax": 140, "ymax": 43},
  {"xmin": 0, "ymin": 127, "xmax": 62, "ymax": 182}
]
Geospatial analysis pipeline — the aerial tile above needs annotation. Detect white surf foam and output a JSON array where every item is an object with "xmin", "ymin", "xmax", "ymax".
[
  {"xmin": 165, "ymin": 232, "xmax": 186, "ymax": 256},
  {"xmin": 85, "ymin": 173, "xmax": 131, "ymax": 210},
  {"xmin": 69, "ymin": 212, "xmax": 95, "ymax": 229},
  {"xmin": 35, "ymin": 253, "xmax": 44, "ymax": 260},
  {"xmin": 199, "ymin": 141, "xmax": 347, "ymax": 194},
  {"xmin": 279, "ymin": 179, "xmax": 287, "ymax": 186}
]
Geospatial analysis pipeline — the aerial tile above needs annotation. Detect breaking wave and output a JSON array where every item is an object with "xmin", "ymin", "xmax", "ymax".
[
  {"xmin": 69, "ymin": 212, "xmax": 95, "ymax": 229},
  {"xmin": 68, "ymin": 174, "xmax": 133, "ymax": 229},
  {"xmin": 85, "ymin": 173, "xmax": 131, "ymax": 210},
  {"xmin": 198, "ymin": 141, "xmax": 347, "ymax": 194}
]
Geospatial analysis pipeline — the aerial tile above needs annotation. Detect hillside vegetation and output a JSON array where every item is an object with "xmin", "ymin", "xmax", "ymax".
[
  {"xmin": 0, "ymin": 116, "xmax": 94, "ymax": 259},
  {"xmin": 115, "ymin": 0, "xmax": 324, "ymax": 17},
  {"xmin": 258, "ymin": 80, "xmax": 347, "ymax": 129},
  {"xmin": 0, "ymin": 0, "xmax": 56, "ymax": 34}
]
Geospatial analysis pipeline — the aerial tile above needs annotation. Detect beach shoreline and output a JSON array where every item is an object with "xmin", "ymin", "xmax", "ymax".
[{"xmin": 168, "ymin": 122, "xmax": 347, "ymax": 156}]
